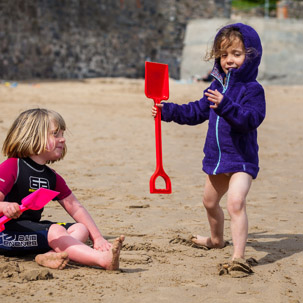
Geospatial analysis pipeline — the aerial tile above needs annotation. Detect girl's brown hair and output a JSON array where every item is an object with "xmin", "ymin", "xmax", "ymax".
[
  {"xmin": 2, "ymin": 108, "xmax": 67, "ymax": 163},
  {"xmin": 205, "ymin": 26, "xmax": 256, "ymax": 61}
]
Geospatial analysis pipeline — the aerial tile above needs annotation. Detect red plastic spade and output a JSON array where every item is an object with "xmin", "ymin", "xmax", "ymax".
[
  {"xmin": 0, "ymin": 188, "xmax": 59, "ymax": 232},
  {"xmin": 145, "ymin": 61, "xmax": 172, "ymax": 194}
]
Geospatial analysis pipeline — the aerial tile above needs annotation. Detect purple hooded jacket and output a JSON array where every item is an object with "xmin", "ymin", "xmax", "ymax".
[{"xmin": 161, "ymin": 23, "xmax": 266, "ymax": 179}]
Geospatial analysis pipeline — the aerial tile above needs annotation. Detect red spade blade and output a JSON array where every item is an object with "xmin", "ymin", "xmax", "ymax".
[{"xmin": 145, "ymin": 61, "xmax": 169, "ymax": 102}]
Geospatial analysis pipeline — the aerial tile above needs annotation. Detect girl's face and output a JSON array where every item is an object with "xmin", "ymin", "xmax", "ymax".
[
  {"xmin": 220, "ymin": 37, "xmax": 245, "ymax": 75},
  {"xmin": 38, "ymin": 120, "xmax": 66, "ymax": 163}
]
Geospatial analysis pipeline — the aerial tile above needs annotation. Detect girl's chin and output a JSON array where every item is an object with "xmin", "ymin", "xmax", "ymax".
[{"xmin": 51, "ymin": 152, "xmax": 63, "ymax": 160}]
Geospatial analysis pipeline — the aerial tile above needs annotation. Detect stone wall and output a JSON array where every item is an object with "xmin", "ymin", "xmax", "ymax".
[
  {"xmin": 286, "ymin": 0, "xmax": 303, "ymax": 19},
  {"xmin": 0, "ymin": 0, "xmax": 228, "ymax": 80}
]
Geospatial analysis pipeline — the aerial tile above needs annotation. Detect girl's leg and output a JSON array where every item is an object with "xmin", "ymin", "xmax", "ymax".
[
  {"xmin": 46, "ymin": 224, "xmax": 124, "ymax": 270},
  {"xmin": 35, "ymin": 223, "xmax": 89, "ymax": 269},
  {"xmin": 226, "ymin": 172, "xmax": 252, "ymax": 260},
  {"xmin": 192, "ymin": 174, "xmax": 229, "ymax": 248}
]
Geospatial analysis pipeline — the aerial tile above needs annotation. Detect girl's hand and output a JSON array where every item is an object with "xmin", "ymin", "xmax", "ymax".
[
  {"xmin": 3, "ymin": 202, "xmax": 21, "ymax": 219},
  {"xmin": 151, "ymin": 103, "xmax": 163, "ymax": 117},
  {"xmin": 93, "ymin": 236, "xmax": 112, "ymax": 252},
  {"xmin": 205, "ymin": 89, "xmax": 223, "ymax": 109}
]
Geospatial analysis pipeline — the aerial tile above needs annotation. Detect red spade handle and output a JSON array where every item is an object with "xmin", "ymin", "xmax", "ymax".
[{"xmin": 150, "ymin": 99, "xmax": 172, "ymax": 194}]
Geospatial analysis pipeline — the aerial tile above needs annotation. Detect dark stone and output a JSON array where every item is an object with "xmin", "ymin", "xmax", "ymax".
[{"xmin": 0, "ymin": 0, "xmax": 230, "ymax": 80}]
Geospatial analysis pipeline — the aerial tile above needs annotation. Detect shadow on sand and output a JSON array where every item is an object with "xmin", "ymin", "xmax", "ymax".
[{"xmin": 247, "ymin": 232, "xmax": 303, "ymax": 265}]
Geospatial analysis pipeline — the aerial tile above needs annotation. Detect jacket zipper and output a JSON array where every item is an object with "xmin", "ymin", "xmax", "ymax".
[{"xmin": 213, "ymin": 71, "xmax": 231, "ymax": 175}]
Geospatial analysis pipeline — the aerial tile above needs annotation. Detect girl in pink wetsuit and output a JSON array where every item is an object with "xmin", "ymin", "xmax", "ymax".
[{"xmin": 0, "ymin": 108, "xmax": 124, "ymax": 270}]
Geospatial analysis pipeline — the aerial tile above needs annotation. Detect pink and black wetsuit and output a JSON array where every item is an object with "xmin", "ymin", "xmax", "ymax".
[{"xmin": 0, "ymin": 157, "xmax": 73, "ymax": 255}]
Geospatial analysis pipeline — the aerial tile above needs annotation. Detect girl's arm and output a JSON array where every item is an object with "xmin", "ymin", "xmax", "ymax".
[
  {"xmin": 214, "ymin": 83, "xmax": 266, "ymax": 132},
  {"xmin": 0, "ymin": 192, "xmax": 4, "ymax": 216},
  {"xmin": 0, "ymin": 158, "xmax": 18, "ymax": 215},
  {"xmin": 58, "ymin": 193, "xmax": 111, "ymax": 251},
  {"xmin": 160, "ymin": 91, "xmax": 212, "ymax": 125}
]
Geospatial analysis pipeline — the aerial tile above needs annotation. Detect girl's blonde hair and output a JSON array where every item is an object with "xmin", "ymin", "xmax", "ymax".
[{"xmin": 2, "ymin": 108, "xmax": 67, "ymax": 163}]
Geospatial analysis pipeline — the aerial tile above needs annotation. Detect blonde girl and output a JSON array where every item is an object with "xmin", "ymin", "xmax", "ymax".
[{"xmin": 0, "ymin": 108, "xmax": 124, "ymax": 270}]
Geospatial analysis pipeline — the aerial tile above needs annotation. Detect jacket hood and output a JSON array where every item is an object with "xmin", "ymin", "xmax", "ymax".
[{"xmin": 212, "ymin": 23, "xmax": 263, "ymax": 83}]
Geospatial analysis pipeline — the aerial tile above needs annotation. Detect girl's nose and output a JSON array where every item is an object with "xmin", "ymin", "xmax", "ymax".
[{"xmin": 226, "ymin": 55, "xmax": 234, "ymax": 63}]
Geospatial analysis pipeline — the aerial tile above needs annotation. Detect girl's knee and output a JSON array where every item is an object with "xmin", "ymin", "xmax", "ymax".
[
  {"xmin": 68, "ymin": 223, "xmax": 89, "ymax": 242},
  {"xmin": 203, "ymin": 198, "xmax": 212, "ymax": 210},
  {"xmin": 49, "ymin": 223, "xmax": 67, "ymax": 234},
  {"xmin": 227, "ymin": 197, "xmax": 246, "ymax": 215},
  {"xmin": 48, "ymin": 224, "xmax": 68, "ymax": 241},
  {"xmin": 203, "ymin": 196, "xmax": 219, "ymax": 211},
  {"xmin": 72, "ymin": 222, "xmax": 88, "ymax": 233}
]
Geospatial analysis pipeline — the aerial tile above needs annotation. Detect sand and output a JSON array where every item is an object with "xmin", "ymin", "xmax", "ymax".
[{"xmin": 0, "ymin": 78, "xmax": 302, "ymax": 303}]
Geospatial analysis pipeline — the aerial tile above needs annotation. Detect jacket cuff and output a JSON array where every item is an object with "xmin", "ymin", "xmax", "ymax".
[{"xmin": 214, "ymin": 95, "xmax": 230, "ymax": 116}]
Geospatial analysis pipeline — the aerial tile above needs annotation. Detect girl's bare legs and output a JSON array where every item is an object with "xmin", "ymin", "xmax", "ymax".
[
  {"xmin": 35, "ymin": 223, "xmax": 124, "ymax": 270},
  {"xmin": 35, "ymin": 223, "xmax": 90, "ymax": 269},
  {"xmin": 227, "ymin": 172, "xmax": 252, "ymax": 260},
  {"xmin": 192, "ymin": 174, "xmax": 229, "ymax": 248},
  {"xmin": 46, "ymin": 224, "xmax": 124, "ymax": 270}
]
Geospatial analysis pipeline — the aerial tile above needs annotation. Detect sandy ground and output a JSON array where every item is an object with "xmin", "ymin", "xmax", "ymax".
[{"xmin": 0, "ymin": 78, "xmax": 302, "ymax": 303}]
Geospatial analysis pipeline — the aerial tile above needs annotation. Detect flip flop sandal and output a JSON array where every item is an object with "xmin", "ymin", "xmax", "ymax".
[
  {"xmin": 169, "ymin": 235, "xmax": 198, "ymax": 247},
  {"xmin": 246, "ymin": 257, "xmax": 258, "ymax": 267},
  {"xmin": 190, "ymin": 236, "xmax": 211, "ymax": 250},
  {"xmin": 191, "ymin": 236, "xmax": 229, "ymax": 250},
  {"xmin": 218, "ymin": 262, "xmax": 230, "ymax": 275},
  {"xmin": 218, "ymin": 258, "xmax": 253, "ymax": 277},
  {"xmin": 232, "ymin": 258, "xmax": 253, "ymax": 271}
]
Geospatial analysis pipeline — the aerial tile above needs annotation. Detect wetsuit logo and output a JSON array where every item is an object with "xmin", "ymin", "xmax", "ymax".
[
  {"xmin": 0, "ymin": 233, "xmax": 38, "ymax": 248},
  {"xmin": 29, "ymin": 177, "xmax": 49, "ymax": 189}
]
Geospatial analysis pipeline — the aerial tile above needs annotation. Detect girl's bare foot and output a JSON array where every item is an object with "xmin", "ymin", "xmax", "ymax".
[
  {"xmin": 191, "ymin": 235, "xmax": 227, "ymax": 249},
  {"xmin": 35, "ymin": 251, "xmax": 69, "ymax": 270},
  {"xmin": 104, "ymin": 235, "xmax": 125, "ymax": 270}
]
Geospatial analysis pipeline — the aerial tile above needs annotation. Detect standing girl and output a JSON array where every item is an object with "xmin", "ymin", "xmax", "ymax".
[
  {"xmin": 152, "ymin": 23, "xmax": 265, "ymax": 272},
  {"xmin": 0, "ymin": 108, "xmax": 124, "ymax": 270}
]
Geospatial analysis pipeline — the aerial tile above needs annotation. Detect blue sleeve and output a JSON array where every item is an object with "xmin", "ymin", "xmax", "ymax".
[
  {"xmin": 214, "ymin": 83, "xmax": 266, "ymax": 133},
  {"xmin": 161, "ymin": 91, "xmax": 211, "ymax": 125}
]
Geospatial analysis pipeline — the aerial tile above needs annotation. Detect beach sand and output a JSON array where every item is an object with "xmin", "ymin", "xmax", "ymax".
[{"xmin": 0, "ymin": 78, "xmax": 302, "ymax": 302}]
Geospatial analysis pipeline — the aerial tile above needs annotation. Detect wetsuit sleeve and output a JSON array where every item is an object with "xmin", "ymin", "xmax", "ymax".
[
  {"xmin": 55, "ymin": 173, "xmax": 72, "ymax": 200},
  {"xmin": 0, "ymin": 158, "xmax": 18, "ymax": 196},
  {"xmin": 214, "ymin": 83, "xmax": 266, "ymax": 133},
  {"xmin": 161, "ymin": 90, "xmax": 211, "ymax": 125}
]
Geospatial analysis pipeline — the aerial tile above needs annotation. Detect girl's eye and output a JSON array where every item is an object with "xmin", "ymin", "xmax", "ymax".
[
  {"xmin": 56, "ymin": 131, "xmax": 64, "ymax": 138},
  {"xmin": 51, "ymin": 130, "xmax": 61, "ymax": 138}
]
